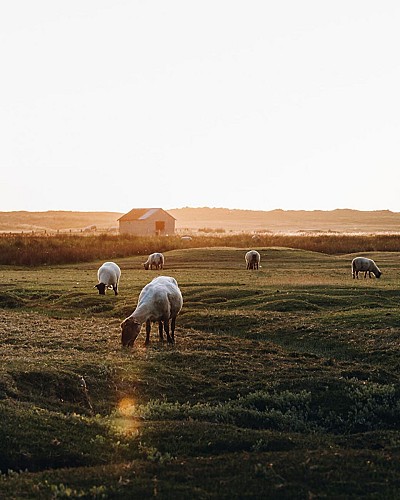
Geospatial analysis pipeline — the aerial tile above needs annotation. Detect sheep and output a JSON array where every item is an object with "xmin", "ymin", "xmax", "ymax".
[
  {"xmin": 94, "ymin": 262, "xmax": 121, "ymax": 295},
  {"xmin": 143, "ymin": 252, "xmax": 164, "ymax": 270},
  {"xmin": 120, "ymin": 276, "xmax": 183, "ymax": 347},
  {"xmin": 245, "ymin": 250, "xmax": 261, "ymax": 270},
  {"xmin": 351, "ymin": 257, "xmax": 382, "ymax": 279}
]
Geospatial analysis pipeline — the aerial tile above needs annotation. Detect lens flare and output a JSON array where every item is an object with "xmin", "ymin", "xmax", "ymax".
[
  {"xmin": 117, "ymin": 397, "xmax": 135, "ymax": 417},
  {"xmin": 113, "ymin": 397, "xmax": 140, "ymax": 436}
]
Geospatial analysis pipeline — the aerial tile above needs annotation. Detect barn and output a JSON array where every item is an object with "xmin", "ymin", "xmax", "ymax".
[{"xmin": 118, "ymin": 208, "xmax": 176, "ymax": 236}]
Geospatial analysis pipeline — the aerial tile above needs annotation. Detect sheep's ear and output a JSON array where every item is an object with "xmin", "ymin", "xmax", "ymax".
[{"xmin": 123, "ymin": 317, "xmax": 138, "ymax": 328}]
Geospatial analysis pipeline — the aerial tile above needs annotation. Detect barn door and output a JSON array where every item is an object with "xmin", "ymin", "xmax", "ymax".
[{"xmin": 155, "ymin": 220, "xmax": 165, "ymax": 235}]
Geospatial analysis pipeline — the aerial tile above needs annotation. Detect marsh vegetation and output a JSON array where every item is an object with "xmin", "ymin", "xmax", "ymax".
[{"xmin": 1, "ymin": 232, "xmax": 400, "ymax": 266}]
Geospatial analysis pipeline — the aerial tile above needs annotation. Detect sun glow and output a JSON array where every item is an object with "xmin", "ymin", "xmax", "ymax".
[{"xmin": 2, "ymin": 3, "xmax": 400, "ymax": 213}]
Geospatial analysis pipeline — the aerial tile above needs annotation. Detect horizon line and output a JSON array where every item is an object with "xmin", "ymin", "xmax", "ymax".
[{"xmin": 0, "ymin": 207, "xmax": 398, "ymax": 214}]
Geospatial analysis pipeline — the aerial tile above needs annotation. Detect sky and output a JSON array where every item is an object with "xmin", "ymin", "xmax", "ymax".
[{"xmin": 1, "ymin": 1, "xmax": 400, "ymax": 213}]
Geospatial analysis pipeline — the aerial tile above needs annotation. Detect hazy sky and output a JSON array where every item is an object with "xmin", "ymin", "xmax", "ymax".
[{"xmin": 1, "ymin": 1, "xmax": 399, "ymax": 213}]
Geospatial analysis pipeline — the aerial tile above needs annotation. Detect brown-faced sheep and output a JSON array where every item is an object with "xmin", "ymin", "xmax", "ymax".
[
  {"xmin": 245, "ymin": 250, "xmax": 261, "ymax": 270},
  {"xmin": 352, "ymin": 257, "xmax": 382, "ymax": 279},
  {"xmin": 143, "ymin": 252, "xmax": 164, "ymax": 270},
  {"xmin": 120, "ymin": 276, "xmax": 183, "ymax": 347},
  {"xmin": 94, "ymin": 262, "xmax": 121, "ymax": 295}
]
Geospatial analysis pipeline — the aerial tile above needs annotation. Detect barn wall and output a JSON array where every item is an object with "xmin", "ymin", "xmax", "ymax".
[
  {"xmin": 119, "ymin": 221, "xmax": 147, "ymax": 235},
  {"xmin": 119, "ymin": 213, "xmax": 175, "ymax": 235}
]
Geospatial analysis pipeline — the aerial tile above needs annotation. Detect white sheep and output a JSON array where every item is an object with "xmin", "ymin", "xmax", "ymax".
[
  {"xmin": 245, "ymin": 250, "xmax": 261, "ymax": 270},
  {"xmin": 120, "ymin": 276, "xmax": 183, "ymax": 347},
  {"xmin": 94, "ymin": 262, "xmax": 121, "ymax": 295},
  {"xmin": 352, "ymin": 257, "xmax": 382, "ymax": 279},
  {"xmin": 143, "ymin": 252, "xmax": 164, "ymax": 270}
]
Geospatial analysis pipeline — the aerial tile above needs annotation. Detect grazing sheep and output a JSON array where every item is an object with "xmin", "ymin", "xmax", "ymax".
[
  {"xmin": 121, "ymin": 276, "xmax": 183, "ymax": 347},
  {"xmin": 94, "ymin": 262, "xmax": 121, "ymax": 295},
  {"xmin": 245, "ymin": 250, "xmax": 261, "ymax": 270},
  {"xmin": 143, "ymin": 252, "xmax": 164, "ymax": 270},
  {"xmin": 352, "ymin": 257, "xmax": 382, "ymax": 279}
]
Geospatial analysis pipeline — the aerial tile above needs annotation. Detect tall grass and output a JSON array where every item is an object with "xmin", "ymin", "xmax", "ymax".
[
  {"xmin": 1, "ymin": 232, "xmax": 400, "ymax": 266},
  {"xmin": 0, "ymin": 234, "xmax": 183, "ymax": 266}
]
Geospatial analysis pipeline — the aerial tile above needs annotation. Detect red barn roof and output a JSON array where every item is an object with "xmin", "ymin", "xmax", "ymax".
[{"xmin": 118, "ymin": 208, "xmax": 176, "ymax": 222}]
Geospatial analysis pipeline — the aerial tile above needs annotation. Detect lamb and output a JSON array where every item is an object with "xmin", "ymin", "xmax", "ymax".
[
  {"xmin": 143, "ymin": 252, "xmax": 164, "ymax": 270},
  {"xmin": 245, "ymin": 250, "xmax": 261, "ymax": 270},
  {"xmin": 120, "ymin": 276, "xmax": 183, "ymax": 347},
  {"xmin": 351, "ymin": 257, "xmax": 382, "ymax": 279},
  {"xmin": 94, "ymin": 262, "xmax": 121, "ymax": 295}
]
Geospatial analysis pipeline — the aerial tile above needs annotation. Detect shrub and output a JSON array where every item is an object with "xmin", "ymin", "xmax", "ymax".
[{"xmin": 115, "ymin": 382, "xmax": 400, "ymax": 434}]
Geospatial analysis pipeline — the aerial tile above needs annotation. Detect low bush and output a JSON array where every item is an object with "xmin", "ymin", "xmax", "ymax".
[{"xmin": 118, "ymin": 381, "xmax": 400, "ymax": 434}]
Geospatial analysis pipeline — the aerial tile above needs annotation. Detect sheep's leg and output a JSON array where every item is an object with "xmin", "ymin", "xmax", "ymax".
[
  {"xmin": 158, "ymin": 321, "xmax": 164, "ymax": 342},
  {"xmin": 171, "ymin": 317, "xmax": 176, "ymax": 343},
  {"xmin": 113, "ymin": 284, "xmax": 118, "ymax": 295},
  {"xmin": 145, "ymin": 320, "xmax": 151, "ymax": 345},
  {"xmin": 164, "ymin": 320, "xmax": 174, "ymax": 344},
  {"xmin": 364, "ymin": 271, "xmax": 367, "ymax": 278}
]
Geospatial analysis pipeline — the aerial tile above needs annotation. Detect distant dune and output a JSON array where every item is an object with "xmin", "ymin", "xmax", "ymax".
[
  {"xmin": 0, "ymin": 211, "xmax": 122, "ymax": 232},
  {"xmin": 0, "ymin": 208, "xmax": 399, "ymax": 233},
  {"xmin": 169, "ymin": 207, "xmax": 400, "ymax": 233}
]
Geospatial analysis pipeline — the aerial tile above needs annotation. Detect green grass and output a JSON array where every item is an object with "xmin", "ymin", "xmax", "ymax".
[{"xmin": 1, "ymin": 247, "xmax": 400, "ymax": 498}]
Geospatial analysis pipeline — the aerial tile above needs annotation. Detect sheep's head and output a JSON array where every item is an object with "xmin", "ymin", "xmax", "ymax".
[
  {"xmin": 94, "ymin": 283, "xmax": 106, "ymax": 295},
  {"xmin": 143, "ymin": 262, "xmax": 149, "ymax": 270},
  {"xmin": 121, "ymin": 317, "xmax": 141, "ymax": 347},
  {"xmin": 375, "ymin": 271, "xmax": 382, "ymax": 278}
]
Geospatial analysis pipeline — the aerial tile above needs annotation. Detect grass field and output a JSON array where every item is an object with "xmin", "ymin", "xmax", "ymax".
[{"xmin": 1, "ymin": 247, "xmax": 400, "ymax": 498}]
